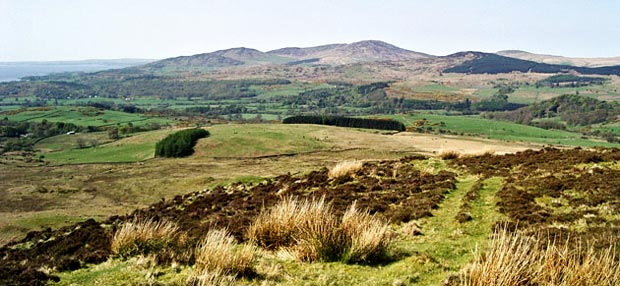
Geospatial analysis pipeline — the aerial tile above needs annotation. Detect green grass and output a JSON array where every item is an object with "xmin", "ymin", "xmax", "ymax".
[
  {"xmin": 35, "ymin": 132, "xmax": 113, "ymax": 152},
  {"xmin": 410, "ymin": 83, "xmax": 460, "ymax": 94},
  {"xmin": 51, "ymin": 259, "xmax": 191, "ymax": 286},
  {"xmin": 389, "ymin": 112, "xmax": 620, "ymax": 147},
  {"xmin": 195, "ymin": 124, "xmax": 327, "ymax": 158},
  {"xmin": 42, "ymin": 129, "xmax": 175, "ymax": 164},
  {"xmin": 2, "ymin": 106, "xmax": 174, "ymax": 127}
]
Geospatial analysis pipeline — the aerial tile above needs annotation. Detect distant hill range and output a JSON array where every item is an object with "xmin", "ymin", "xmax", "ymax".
[
  {"xmin": 140, "ymin": 40, "xmax": 620, "ymax": 77},
  {"xmin": 145, "ymin": 40, "xmax": 433, "ymax": 70},
  {"xmin": 497, "ymin": 50, "xmax": 620, "ymax": 68},
  {"xmin": 9, "ymin": 41, "xmax": 620, "ymax": 81}
]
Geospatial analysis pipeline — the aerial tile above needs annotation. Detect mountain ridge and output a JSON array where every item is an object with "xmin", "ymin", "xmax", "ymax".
[{"xmin": 497, "ymin": 50, "xmax": 620, "ymax": 68}]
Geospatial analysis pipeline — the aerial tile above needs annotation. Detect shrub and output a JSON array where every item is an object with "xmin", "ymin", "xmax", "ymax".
[
  {"xmin": 328, "ymin": 160, "xmax": 364, "ymax": 179},
  {"xmin": 459, "ymin": 226, "xmax": 620, "ymax": 286},
  {"xmin": 111, "ymin": 218, "xmax": 187, "ymax": 263},
  {"xmin": 247, "ymin": 197, "xmax": 393, "ymax": 264},
  {"xmin": 194, "ymin": 229, "xmax": 258, "ymax": 277},
  {"xmin": 154, "ymin": 128, "xmax": 209, "ymax": 158}
]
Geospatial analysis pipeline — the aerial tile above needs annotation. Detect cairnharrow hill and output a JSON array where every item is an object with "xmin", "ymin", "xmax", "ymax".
[{"xmin": 3, "ymin": 1, "xmax": 620, "ymax": 286}]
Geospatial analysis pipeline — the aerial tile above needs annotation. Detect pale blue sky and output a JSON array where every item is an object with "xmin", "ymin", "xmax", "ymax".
[{"xmin": 1, "ymin": 0, "xmax": 619, "ymax": 61}]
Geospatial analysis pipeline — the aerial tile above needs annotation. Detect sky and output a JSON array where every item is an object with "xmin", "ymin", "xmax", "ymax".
[{"xmin": 1, "ymin": 0, "xmax": 619, "ymax": 61}]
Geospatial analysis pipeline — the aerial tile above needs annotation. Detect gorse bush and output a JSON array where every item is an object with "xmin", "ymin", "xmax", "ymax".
[
  {"xmin": 247, "ymin": 197, "xmax": 394, "ymax": 263},
  {"xmin": 460, "ymin": 226, "xmax": 620, "ymax": 286},
  {"xmin": 155, "ymin": 128, "xmax": 209, "ymax": 158}
]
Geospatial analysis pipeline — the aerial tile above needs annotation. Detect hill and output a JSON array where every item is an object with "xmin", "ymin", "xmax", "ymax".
[
  {"xmin": 444, "ymin": 52, "xmax": 620, "ymax": 75},
  {"xmin": 144, "ymin": 40, "xmax": 434, "ymax": 71},
  {"xmin": 4, "ymin": 148, "xmax": 620, "ymax": 285},
  {"xmin": 497, "ymin": 50, "xmax": 620, "ymax": 68},
  {"xmin": 145, "ymin": 47, "xmax": 292, "ymax": 70},
  {"xmin": 269, "ymin": 40, "xmax": 433, "ymax": 65}
]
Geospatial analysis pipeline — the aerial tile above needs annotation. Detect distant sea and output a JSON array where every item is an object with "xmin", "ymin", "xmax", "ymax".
[{"xmin": 0, "ymin": 59, "xmax": 155, "ymax": 82}]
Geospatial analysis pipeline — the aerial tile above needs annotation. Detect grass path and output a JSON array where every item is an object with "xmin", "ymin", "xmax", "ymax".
[{"xmin": 403, "ymin": 175, "xmax": 504, "ymax": 285}]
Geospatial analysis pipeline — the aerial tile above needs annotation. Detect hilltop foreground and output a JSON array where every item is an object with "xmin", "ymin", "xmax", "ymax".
[{"xmin": 2, "ymin": 147, "xmax": 620, "ymax": 286}]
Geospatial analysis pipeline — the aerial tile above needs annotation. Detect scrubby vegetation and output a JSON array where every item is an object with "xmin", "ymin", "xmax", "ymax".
[
  {"xmin": 154, "ymin": 128, "xmax": 209, "ymax": 157},
  {"xmin": 283, "ymin": 115, "xmax": 406, "ymax": 131},
  {"xmin": 4, "ymin": 148, "xmax": 620, "ymax": 285}
]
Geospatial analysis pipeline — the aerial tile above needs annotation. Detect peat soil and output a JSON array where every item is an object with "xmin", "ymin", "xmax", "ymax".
[{"xmin": 0, "ymin": 156, "xmax": 456, "ymax": 286}]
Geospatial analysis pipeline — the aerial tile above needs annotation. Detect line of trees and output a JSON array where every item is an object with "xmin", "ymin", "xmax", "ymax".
[
  {"xmin": 154, "ymin": 128, "xmax": 209, "ymax": 158},
  {"xmin": 282, "ymin": 115, "xmax": 405, "ymax": 131}
]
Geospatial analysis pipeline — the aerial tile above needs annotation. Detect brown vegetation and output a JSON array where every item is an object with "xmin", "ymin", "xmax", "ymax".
[
  {"xmin": 459, "ymin": 226, "xmax": 620, "ymax": 286},
  {"xmin": 247, "ymin": 197, "xmax": 393, "ymax": 263}
]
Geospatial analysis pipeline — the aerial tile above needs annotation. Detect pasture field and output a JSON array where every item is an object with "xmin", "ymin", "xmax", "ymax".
[
  {"xmin": 389, "ymin": 112, "xmax": 620, "ymax": 147},
  {"xmin": 40, "ymin": 129, "xmax": 175, "ymax": 164},
  {"xmin": 35, "ymin": 131, "xmax": 113, "ymax": 152},
  {"xmin": 1, "ymin": 106, "xmax": 174, "ymax": 127}
]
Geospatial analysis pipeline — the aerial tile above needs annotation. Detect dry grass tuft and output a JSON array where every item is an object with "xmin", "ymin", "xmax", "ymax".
[
  {"xmin": 341, "ymin": 202, "xmax": 394, "ymax": 263},
  {"xmin": 460, "ymin": 226, "xmax": 620, "ymax": 286},
  {"xmin": 247, "ymin": 197, "xmax": 393, "ymax": 264},
  {"xmin": 187, "ymin": 269, "xmax": 237, "ymax": 286},
  {"xmin": 438, "ymin": 150, "xmax": 460, "ymax": 160},
  {"xmin": 194, "ymin": 228, "xmax": 258, "ymax": 278},
  {"xmin": 111, "ymin": 217, "xmax": 186, "ymax": 263},
  {"xmin": 328, "ymin": 160, "xmax": 364, "ymax": 179}
]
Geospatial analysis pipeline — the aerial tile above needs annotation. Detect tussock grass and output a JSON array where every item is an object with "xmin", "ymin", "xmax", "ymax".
[
  {"xmin": 193, "ymin": 229, "xmax": 258, "ymax": 277},
  {"xmin": 341, "ymin": 202, "xmax": 394, "ymax": 263},
  {"xmin": 460, "ymin": 226, "xmax": 620, "ymax": 286},
  {"xmin": 438, "ymin": 150, "xmax": 461, "ymax": 160},
  {"xmin": 187, "ymin": 269, "xmax": 237, "ymax": 286},
  {"xmin": 328, "ymin": 160, "xmax": 363, "ymax": 179},
  {"xmin": 111, "ymin": 217, "xmax": 186, "ymax": 263},
  {"xmin": 247, "ymin": 197, "xmax": 394, "ymax": 263}
]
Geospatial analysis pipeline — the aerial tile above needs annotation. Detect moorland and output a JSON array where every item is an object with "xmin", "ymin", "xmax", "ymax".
[{"xmin": 2, "ymin": 40, "xmax": 620, "ymax": 285}]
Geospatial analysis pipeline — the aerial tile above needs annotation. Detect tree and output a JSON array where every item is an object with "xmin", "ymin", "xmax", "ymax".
[{"xmin": 108, "ymin": 127, "xmax": 119, "ymax": 139}]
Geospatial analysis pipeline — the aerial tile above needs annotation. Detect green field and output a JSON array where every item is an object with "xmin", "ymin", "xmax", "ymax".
[
  {"xmin": 42, "ymin": 129, "xmax": 175, "ymax": 164},
  {"xmin": 389, "ymin": 112, "xmax": 620, "ymax": 147},
  {"xmin": 2, "ymin": 106, "xmax": 174, "ymax": 127},
  {"xmin": 35, "ymin": 131, "xmax": 113, "ymax": 152},
  {"xmin": 195, "ymin": 124, "xmax": 328, "ymax": 158}
]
